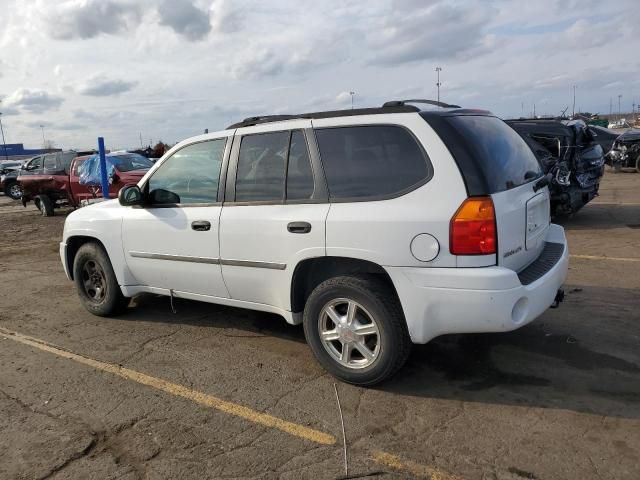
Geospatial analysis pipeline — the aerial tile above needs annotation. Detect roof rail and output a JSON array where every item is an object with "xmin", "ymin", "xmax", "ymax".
[
  {"xmin": 227, "ymin": 115, "xmax": 302, "ymax": 129},
  {"xmin": 226, "ymin": 104, "xmax": 420, "ymax": 129},
  {"xmin": 382, "ymin": 99, "xmax": 461, "ymax": 109}
]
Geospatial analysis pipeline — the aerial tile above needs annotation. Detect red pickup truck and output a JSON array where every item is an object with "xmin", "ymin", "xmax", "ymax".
[{"xmin": 19, "ymin": 151, "xmax": 153, "ymax": 216}]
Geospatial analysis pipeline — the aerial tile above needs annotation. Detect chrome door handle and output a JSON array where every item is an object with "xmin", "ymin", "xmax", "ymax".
[
  {"xmin": 191, "ymin": 220, "xmax": 211, "ymax": 231},
  {"xmin": 287, "ymin": 221, "xmax": 311, "ymax": 234}
]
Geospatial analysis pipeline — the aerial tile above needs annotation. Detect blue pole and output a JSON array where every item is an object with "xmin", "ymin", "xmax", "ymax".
[{"xmin": 97, "ymin": 137, "xmax": 110, "ymax": 199}]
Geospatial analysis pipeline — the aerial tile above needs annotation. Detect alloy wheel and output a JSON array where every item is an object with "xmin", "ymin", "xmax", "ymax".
[{"xmin": 318, "ymin": 298, "xmax": 380, "ymax": 369}]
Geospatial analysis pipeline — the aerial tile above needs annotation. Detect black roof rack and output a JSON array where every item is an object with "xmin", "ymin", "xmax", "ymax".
[
  {"xmin": 383, "ymin": 99, "xmax": 461, "ymax": 109},
  {"xmin": 226, "ymin": 104, "xmax": 422, "ymax": 129}
]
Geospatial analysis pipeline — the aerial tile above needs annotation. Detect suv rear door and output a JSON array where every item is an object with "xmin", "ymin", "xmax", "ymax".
[
  {"xmin": 423, "ymin": 113, "xmax": 550, "ymax": 272},
  {"xmin": 219, "ymin": 120, "xmax": 329, "ymax": 310}
]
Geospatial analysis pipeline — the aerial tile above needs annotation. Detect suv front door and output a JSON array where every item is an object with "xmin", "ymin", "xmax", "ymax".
[
  {"xmin": 121, "ymin": 133, "xmax": 232, "ymax": 298},
  {"xmin": 219, "ymin": 121, "xmax": 329, "ymax": 311}
]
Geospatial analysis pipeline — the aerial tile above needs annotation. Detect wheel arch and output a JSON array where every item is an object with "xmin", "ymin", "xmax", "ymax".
[
  {"xmin": 65, "ymin": 236, "xmax": 109, "ymax": 280},
  {"xmin": 290, "ymin": 256, "xmax": 402, "ymax": 316}
]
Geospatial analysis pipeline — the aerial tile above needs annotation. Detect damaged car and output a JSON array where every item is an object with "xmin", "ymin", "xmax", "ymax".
[
  {"xmin": 606, "ymin": 129, "xmax": 640, "ymax": 173},
  {"xmin": 19, "ymin": 152, "xmax": 152, "ymax": 216},
  {"xmin": 507, "ymin": 119, "xmax": 605, "ymax": 216}
]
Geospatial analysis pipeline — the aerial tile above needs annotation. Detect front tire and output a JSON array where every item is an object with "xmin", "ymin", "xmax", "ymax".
[
  {"xmin": 4, "ymin": 181, "xmax": 22, "ymax": 200},
  {"xmin": 73, "ymin": 242, "xmax": 129, "ymax": 316},
  {"xmin": 35, "ymin": 194, "xmax": 54, "ymax": 216},
  {"xmin": 303, "ymin": 275, "xmax": 411, "ymax": 386}
]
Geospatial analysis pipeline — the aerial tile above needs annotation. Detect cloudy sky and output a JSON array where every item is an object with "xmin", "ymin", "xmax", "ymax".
[{"xmin": 0, "ymin": 0, "xmax": 638, "ymax": 150}]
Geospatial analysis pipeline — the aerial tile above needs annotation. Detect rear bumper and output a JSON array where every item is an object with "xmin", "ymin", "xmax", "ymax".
[{"xmin": 386, "ymin": 224, "xmax": 569, "ymax": 344}]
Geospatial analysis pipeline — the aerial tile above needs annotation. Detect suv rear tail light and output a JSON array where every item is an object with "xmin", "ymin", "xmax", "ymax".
[{"xmin": 450, "ymin": 197, "xmax": 496, "ymax": 255}]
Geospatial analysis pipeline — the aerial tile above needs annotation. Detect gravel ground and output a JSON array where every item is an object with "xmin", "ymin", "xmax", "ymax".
[{"xmin": 0, "ymin": 171, "xmax": 638, "ymax": 480}]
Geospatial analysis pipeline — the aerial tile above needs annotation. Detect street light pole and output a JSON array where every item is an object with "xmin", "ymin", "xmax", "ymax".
[
  {"xmin": 349, "ymin": 91, "xmax": 355, "ymax": 110},
  {"xmin": 572, "ymin": 85, "xmax": 576, "ymax": 118},
  {"xmin": 618, "ymin": 94, "xmax": 622, "ymax": 123},
  {"xmin": 40, "ymin": 125, "xmax": 46, "ymax": 149},
  {"xmin": 0, "ymin": 112, "xmax": 8, "ymax": 161},
  {"xmin": 435, "ymin": 67, "xmax": 442, "ymax": 103}
]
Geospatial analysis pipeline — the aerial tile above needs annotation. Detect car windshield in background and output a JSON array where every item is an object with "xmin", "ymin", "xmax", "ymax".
[
  {"xmin": 447, "ymin": 116, "xmax": 543, "ymax": 193},
  {"xmin": 109, "ymin": 154, "xmax": 154, "ymax": 172}
]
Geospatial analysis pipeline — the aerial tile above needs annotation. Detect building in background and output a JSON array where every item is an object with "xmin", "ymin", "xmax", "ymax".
[{"xmin": 0, "ymin": 143, "xmax": 61, "ymax": 161}]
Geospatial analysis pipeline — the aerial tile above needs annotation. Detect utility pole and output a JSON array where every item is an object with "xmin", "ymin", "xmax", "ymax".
[
  {"xmin": 572, "ymin": 85, "xmax": 577, "ymax": 118},
  {"xmin": 533, "ymin": 103, "xmax": 536, "ymax": 118},
  {"xmin": 139, "ymin": 132, "xmax": 143, "ymax": 148},
  {"xmin": 349, "ymin": 91, "xmax": 355, "ymax": 110},
  {"xmin": 435, "ymin": 67, "xmax": 442, "ymax": 103},
  {"xmin": 40, "ymin": 125, "xmax": 46, "ymax": 149},
  {"xmin": 521, "ymin": 102, "xmax": 524, "ymax": 117}
]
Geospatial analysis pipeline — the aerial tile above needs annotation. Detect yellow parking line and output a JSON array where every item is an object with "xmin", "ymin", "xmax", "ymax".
[
  {"xmin": 0, "ymin": 327, "xmax": 335, "ymax": 445},
  {"xmin": 371, "ymin": 451, "xmax": 463, "ymax": 480},
  {"xmin": 0, "ymin": 327, "xmax": 464, "ymax": 479},
  {"xmin": 589, "ymin": 202, "xmax": 640, "ymax": 206},
  {"xmin": 570, "ymin": 254, "xmax": 640, "ymax": 262}
]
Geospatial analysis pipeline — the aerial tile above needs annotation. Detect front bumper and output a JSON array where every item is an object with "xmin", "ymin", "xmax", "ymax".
[{"xmin": 386, "ymin": 224, "xmax": 569, "ymax": 344}]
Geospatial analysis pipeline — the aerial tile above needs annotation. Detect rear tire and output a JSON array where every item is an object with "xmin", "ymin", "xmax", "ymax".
[
  {"xmin": 302, "ymin": 275, "xmax": 411, "ymax": 386},
  {"xmin": 73, "ymin": 242, "xmax": 129, "ymax": 316},
  {"xmin": 3, "ymin": 181, "xmax": 22, "ymax": 200},
  {"xmin": 35, "ymin": 194, "xmax": 54, "ymax": 216},
  {"xmin": 635, "ymin": 155, "xmax": 640, "ymax": 174}
]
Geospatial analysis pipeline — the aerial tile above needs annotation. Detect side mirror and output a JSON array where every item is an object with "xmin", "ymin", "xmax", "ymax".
[{"xmin": 118, "ymin": 185, "xmax": 143, "ymax": 206}]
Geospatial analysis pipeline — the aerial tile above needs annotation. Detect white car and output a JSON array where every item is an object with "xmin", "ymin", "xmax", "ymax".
[{"xmin": 60, "ymin": 100, "xmax": 568, "ymax": 385}]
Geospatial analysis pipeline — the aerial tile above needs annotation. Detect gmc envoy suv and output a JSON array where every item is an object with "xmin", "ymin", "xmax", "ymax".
[{"xmin": 60, "ymin": 100, "xmax": 568, "ymax": 385}]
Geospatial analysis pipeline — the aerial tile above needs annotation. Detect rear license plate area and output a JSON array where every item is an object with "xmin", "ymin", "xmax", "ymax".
[{"xmin": 526, "ymin": 193, "xmax": 547, "ymax": 250}]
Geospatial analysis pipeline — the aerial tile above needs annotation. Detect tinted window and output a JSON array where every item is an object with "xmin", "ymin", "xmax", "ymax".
[
  {"xmin": 315, "ymin": 126, "xmax": 430, "ymax": 200},
  {"xmin": 286, "ymin": 131, "xmax": 314, "ymax": 200},
  {"xmin": 61, "ymin": 152, "xmax": 77, "ymax": 174},
  {"xmin": 43, "ymin": 154, "xmax": 58, "ymax": 171},
  {"xmin": 445, "ymin": 116, "xmax": 542, "ymax": 192},
  {"xmin": 110, "ymin": 153, "xmax": 154, "ymax": 172},
  {"xmin": 148, "ymin": 139, "xmax": 225, "ymax": 204},
  {"xmin": 236, "ymin": 131, "xmax": 289, "ymax": 202},
  {"xmin": 27, "ymin": 157, "xmax": 43, "ymax": 172}
]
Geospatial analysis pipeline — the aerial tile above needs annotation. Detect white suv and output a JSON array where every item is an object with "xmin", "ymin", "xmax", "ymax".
[{"xmin": 60, "ymin": 100, "xmax": 568, "ymax": 385}]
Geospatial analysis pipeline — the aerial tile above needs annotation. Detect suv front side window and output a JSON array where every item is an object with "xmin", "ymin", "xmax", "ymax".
[
  {"xmin": 25, "ymin": 156, "xmax": 43, "ymax": 172},
  {"xmin": 315, "ymin": 125, "xmax": 431, "ymax": 201},
  {"xmin": 147, "ymin": 139, "xmax": 226, "ymax": 205}
]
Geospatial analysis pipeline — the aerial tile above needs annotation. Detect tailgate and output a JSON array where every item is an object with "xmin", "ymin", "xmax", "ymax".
[{"xmin": 492, "ymin": 183, "xmax": 550, "ymax": 271}]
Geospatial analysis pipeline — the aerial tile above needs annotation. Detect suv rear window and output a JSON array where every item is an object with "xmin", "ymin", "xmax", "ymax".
[
  {"xmin": 315, "ymin": 125, "xmax": 431, "ymax": 200},
  {"xmin": 435, "ymin": 115, "xmax": 542, "ymax": 193}
]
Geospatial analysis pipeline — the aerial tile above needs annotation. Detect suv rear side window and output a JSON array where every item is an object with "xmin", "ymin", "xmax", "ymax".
[
  {"xmin": 315, "ymin": 125, "xmax": 430, "ymax": 200},
  {"xmin": 236, "ymin": 131, "xmax": 289, "ymax": 202},
  {"xmin": 444, "ymin": 116, "xmax": 542, "ymax": 193},
  {"xmin": 235, "ymin": 130, "xmax": 315, "ymax": 203},
  {"xmin": 286, "ymin": 131, "xmax": 314, "ymax": 200}
]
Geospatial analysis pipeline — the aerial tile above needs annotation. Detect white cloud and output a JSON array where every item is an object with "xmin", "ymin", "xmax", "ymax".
[
  {"xmin": 368, "ymin": 1, "xmax": 495, "ymax": 65},
  {"xmin": 44, "ymin": 0, "xmax": 142, "ymax": 39},
  {"xmin": 157, "ymin": 0, "xmax": 211, "ymax": 41},
  {"xmin": 77, "ymin": 75, "xmax": 138, "ymax": 96},
  {"xmin": 2, "ymin": 88, "xmax": 64, "ymax": 114}
]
